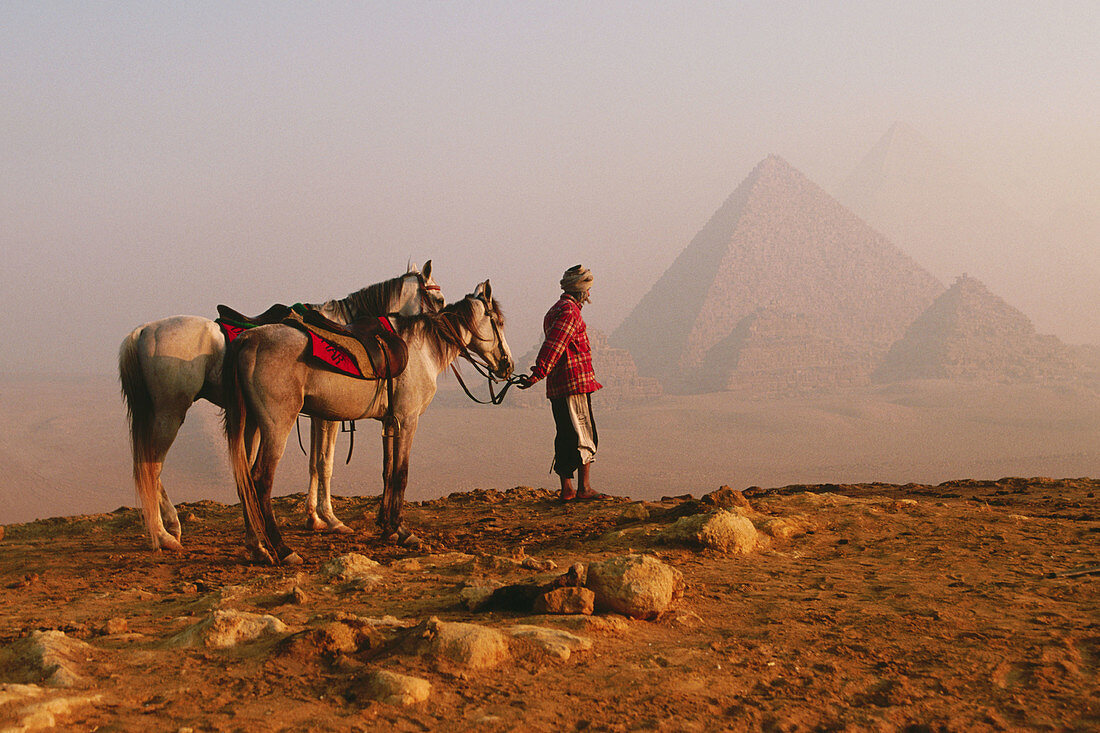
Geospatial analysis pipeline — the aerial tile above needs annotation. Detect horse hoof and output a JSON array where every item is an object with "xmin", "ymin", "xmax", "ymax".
[
  {"xmin": 306, "ymin": 518, "xmax": 327, "ymax": 532},
  {"xmin": 330, "ymin": 522, "xmax": 354, "ymax": 535},
  {"xmin": 395, "ymin": 527, "xmax": 421, "ymax": 548},
  {"xmin": 250, "ymin": 547, "xmax": 276, "ymax": 566},
  {"xmin": 158, "ymin": 533, "xmax": 184, "ymax": 552}
]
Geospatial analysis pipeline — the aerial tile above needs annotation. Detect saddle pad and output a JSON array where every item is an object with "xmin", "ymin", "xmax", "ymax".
[{"xmin": 215, "ymin": 304, "xmax": 407, "ymax": 381}]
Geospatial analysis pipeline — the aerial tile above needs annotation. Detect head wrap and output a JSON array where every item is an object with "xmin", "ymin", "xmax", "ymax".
[{"xmin": 560, "ymin": 265, "xmax": 594, "ymax": 303}]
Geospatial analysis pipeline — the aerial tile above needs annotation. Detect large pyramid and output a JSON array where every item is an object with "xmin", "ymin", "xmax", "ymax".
[
  {"xmin": 874, "ymin": 275, "xmax": 1083, "ymax": 382},
  {"xmin": 611, "ymin": 155, "xmax": 944, "ymax": 392}
]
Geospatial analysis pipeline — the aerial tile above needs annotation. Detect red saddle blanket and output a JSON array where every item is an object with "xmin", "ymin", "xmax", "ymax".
[{"xmin": 215, "ymin": 304, "xmax": 408, "ymax": 381}]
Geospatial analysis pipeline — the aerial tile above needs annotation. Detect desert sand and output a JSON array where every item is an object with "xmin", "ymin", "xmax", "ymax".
[
  {"xmin": 3, "ymin": 373, "xmax": 1100, "ymax": 524},
  {"xmin": 0, "ymin": 479, "xmax": 1097, "ymax": 731}
]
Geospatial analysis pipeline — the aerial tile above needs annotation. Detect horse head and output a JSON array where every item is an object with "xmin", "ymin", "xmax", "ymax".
[{"xmin": 469, "ymin": 280, "xmax": 513, "ymax": 380}]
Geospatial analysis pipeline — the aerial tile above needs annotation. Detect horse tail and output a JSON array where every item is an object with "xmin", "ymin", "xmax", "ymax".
[
  {"xmin": 118, "ymin": 329, "xmax": 161, "ymax": 549},
  {"xmin": 221, "ymin": 337, "xmax": 273, "ymax": 554}
]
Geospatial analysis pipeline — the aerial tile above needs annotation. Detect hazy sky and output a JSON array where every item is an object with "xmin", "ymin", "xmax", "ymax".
[{"xmin": 3, "ymin": 1, "xmax": 1097, "ymax": 374}]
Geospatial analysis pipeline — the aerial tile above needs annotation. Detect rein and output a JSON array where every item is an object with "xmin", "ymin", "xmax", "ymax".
[{"xmin": 449, "ymin": 360, "xmax": 522, "ymax": 405}]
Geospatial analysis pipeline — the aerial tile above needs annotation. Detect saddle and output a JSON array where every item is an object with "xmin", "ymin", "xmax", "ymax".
[{"xmin": 215, "ymin": 304, "xmax": 408, "ymax": 381}]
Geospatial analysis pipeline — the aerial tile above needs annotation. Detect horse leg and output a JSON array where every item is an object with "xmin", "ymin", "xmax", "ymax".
[
  {"xmin": 388, "ymin": 416, "xmax": 421, "ymax": 547},
  {"xmin": 307, "ymin": 419, "xmax": 351, "ymax": 533},
  {"xmin": 158, "ymin": 481, "xmax": 182, "ymax": 542},
  {"xmin": 235, "ymin": 417, "xmax": 274, "ymax": 565},
  {"xmin": 305, "ymin": 418, "xmax": 325, "ymax": 530},
  {"xmin": 376, "ymin": 423, "xmax": 398, "ymax": 539},
  {"xmin": 251, "ymin": 423, "xmax": 302, "ymax": 565},
  {"xmin": 139, "ymin": 408, "xmax": 187, "ymax": 551}
]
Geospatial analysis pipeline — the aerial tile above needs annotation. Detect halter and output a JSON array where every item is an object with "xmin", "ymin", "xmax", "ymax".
[
  {"xmin": 414, "ymin": 271, "xmax": 444, "ymax": 314},
  {"xmin": 448, "ymin": 292, "xmax": 521, "ymax": 405}
]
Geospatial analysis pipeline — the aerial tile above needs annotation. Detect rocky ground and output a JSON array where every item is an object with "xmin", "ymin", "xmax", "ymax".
[{"xmin": 0, "ymin": 478, "xmax": 1097, "ymax": 732}]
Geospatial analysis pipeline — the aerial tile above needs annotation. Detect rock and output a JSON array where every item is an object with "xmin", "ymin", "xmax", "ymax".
[
  {"xmin": 413, "ymin": 617, "xmax": 509, "ymax": 669},
  {"xmin": 758, "ymin": 516, "xmax": 813, "ymax": 540},
  {"xmin": 664, "ymin": 609, "xmax": 705, "ymax": 629},
  {"xmin": 389, "ymin": 558, "xmax": 423, "ymax": 572},
  {"xmin": 322, "ymin": 553, "xmax": 383, "ymax": 584},
  {"xmin": 359, "ymin": 670, "xmax": 431, "ymax": 705},
  {"xmin": 0, "ymin": 525, "xmax": 5, "ymax": 542},
  {"xmin": 0, "ymin": 684, "xmax": 102, "ymax": 730},
  {"xmin": 701, "ymin": 485, "xmax": 754, "ymax": 511},
  {"xmin": 521, "ymin": 556, "xmax": 558, "ymax": 571},
  {"xmin": 101, "ymin": 618, "xmax": 129, "ymax": 636},
  {"xmin": 508, "ymin": 625, "xmax": 593, "ymax": 661},
  {"xmin": 460, "ymin": 581, "xmax": 504, "ymax": 611},
  {"xmin": 168, "ymin": 610, "xmax": 289, "ymax": 649},
  {"xmin": 529, "ymin": 614, "xmax": 633, "ymax": 635},
  {"xmin": 617, "ymin": 503, "xmax": 651, "ymax": 523},
  {"xmin": 287, "ymin": 586, "xmax": 308, "ymax": 605},
  {"xmin": 586, "ymin": 554, "xmax": 684, "ymax": 620},
  {"xmin": 280, "ymin": 621, "xmax": 376, "ymax": 660},
  {"xmin": 659, "ymin": 510, "xmax": 762, "ymax": 553},
  {"xmin": 3, "ymin": 631, "xmax": 94, "ymax": 687},
  {"xmin": 534, "ymin": 587, "xmax": 595, "ymax": 616}
]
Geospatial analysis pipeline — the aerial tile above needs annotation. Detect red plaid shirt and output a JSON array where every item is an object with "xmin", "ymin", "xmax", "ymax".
[{"xmin": 529, "ymin": 295, "xmax": 603, "ymax": 399}]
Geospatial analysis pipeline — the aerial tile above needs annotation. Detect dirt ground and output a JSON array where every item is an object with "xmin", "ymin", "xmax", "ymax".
[{"xmin": 0, "ymin": 478, "xmax": 1097, "ymax": 732}]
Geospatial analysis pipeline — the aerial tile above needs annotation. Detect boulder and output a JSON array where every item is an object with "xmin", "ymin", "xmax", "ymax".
[
  {"xmin": 413, "ymin": 617, "xmax": 509, "ymax": 670},
  {"xmin": 617, "ymin": 503, "xmax": 651, "ymax": 523},
  {"xmin": 758, "ymin": 515, "xmax": 815, "ymax": 540},
  {"xmin": 534, "ymin": 587, "xmax": 595, "ymax": 616},
  {"xmin": 100, "ymin": 618, "xmax": 129, "ymax": 636},
  {"xmin": 460, "ymin": 581, "xmax": 504, "ymax": 612},
  {"xmin": 585, "ymin": 554, "xmax": 684, "ymax": 620},
  {"xmin": 359, "ymin": 670, "xmax": 431, "ymax": 705},
  {"xmin": 659, "ymin": 510, "xmax": 762, "ymax": 553},
  {"xmin": 322, "ymin": 553, "xmax": 383, "ymax": 584},
  {"xmin": 168, "ymin": 610, "xmax": 289, "ymax": 649},
  {"xmin": 701, "ymin": 485, "xmax": 754, "ymax": 511},
  {"xmin": 0, "ymin": 684, "xmax": 102, "ymax": 730},
  {"xmin": 4, "ymin": 631, "xmax": 94, "ymax": 687},
  {"xmin": 508, "ymin": 625, "xmax": 593, "ymax": 661}
]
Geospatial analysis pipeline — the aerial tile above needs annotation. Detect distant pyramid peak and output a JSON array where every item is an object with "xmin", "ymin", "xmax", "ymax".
[{"xmin": 857, "ymin": 122, "xmax": 940, "ymax": 180}]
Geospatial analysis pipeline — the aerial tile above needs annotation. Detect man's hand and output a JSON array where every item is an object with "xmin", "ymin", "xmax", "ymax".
[{"xmin": 515, "ymin": 374, "xmax": 535, "ymax": 390}]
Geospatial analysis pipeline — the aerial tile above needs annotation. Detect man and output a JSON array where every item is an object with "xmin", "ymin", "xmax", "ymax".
[{"xmin": 518, "ymin": 265, "xmax": 606, "ymax": 501}]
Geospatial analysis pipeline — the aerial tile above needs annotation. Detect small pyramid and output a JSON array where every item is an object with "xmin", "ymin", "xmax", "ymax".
[
  {"xmin": 874, "ymin": 275, "xmax": 1082, "ymax": 382},
  {"xmin": 611, "ymin": 155, "xmax": 943, "ymax": 391}
]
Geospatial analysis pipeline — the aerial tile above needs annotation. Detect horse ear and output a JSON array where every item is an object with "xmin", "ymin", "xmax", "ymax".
[
  {"xmin": 481, "ymin": 279, "xmax": 492, "ymax": 303},
  {"xmin": 422, "ymin": 260, "xmax": 432, "ymax": 279},
  {"xmin": 407, "ymin": 260, "xmax": 419, "ymax": 274}
]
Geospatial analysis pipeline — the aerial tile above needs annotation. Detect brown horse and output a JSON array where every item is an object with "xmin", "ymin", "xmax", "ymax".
[
  {"xmin": 222, "ymin": 281, "xmax": 513, "ymax": 564},
  {"xmin": 118, "ymin": 263, "xmax": 443, "ymax": 550}
]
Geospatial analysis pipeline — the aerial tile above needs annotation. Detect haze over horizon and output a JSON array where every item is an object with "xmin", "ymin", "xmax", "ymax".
[{"xmin": 3, "ymin": 2, "xmax": 1098, "ymax": 375}]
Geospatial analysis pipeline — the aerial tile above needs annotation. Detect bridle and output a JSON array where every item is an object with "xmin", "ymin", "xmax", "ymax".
[{"xmin": 449, "ymin": 292, "xmax": 522, "ymax": 406}]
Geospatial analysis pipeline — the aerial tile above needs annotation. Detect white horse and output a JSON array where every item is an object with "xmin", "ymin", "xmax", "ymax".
[
  {"xmin": 223, "ymin": 281, "xmax": 513, "ymax": 564},
  {"xmin": 118, "ymin": 263, "xmax": 443, "ymax": 551}
]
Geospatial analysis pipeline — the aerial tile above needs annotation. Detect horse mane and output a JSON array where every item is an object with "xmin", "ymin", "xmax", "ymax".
[
  {"xmin": 311, "ymin": 272, "xmax": 415, "ymax": 323},
  {"xmin": 396, "ymin": 295, "xmax": 503, "ymax": 365}
]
